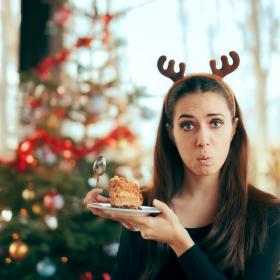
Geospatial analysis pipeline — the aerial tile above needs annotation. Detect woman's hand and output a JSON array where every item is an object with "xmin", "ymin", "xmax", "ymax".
[
  {"xmin": 111, "ymin": 199, "xmax": 195, "ymax": 256},
  {"xmin": 83, "ymin": 188, "xmax": 141, "ymax": 231},
  {"xmin": 83, "ymin": 188, "xmax": 111, "ymax": 219},
  {"xmin": 84, "ymin": 188, "xmax": 110, "ymax": 205}
]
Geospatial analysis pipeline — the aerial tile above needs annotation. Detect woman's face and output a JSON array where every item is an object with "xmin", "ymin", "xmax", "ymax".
[{"xmin": 170, "ymin": 91, "xmax": 237, "ymax": 176}]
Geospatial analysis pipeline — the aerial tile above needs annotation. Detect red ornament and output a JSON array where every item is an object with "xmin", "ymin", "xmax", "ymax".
[
  {"xmin": 11, "ymin": 127, "xmax": 136, "ymax": 172},
  {"xmin": 17, "ymin": 161, "xmax": 28, "ymax": 173},
  {"xmin": 53, "ymin": 49, "xmax": 70, "ymax": 64},
  {"xmin": 64, "ymin": 139, "xmax": 73, "ymax": 149},
  {"xmin": 76, "ymin": 37, "xmax": 93, "ymax": 48},
  {"xmin": 36, "ymin": 48, "xmax": 71, "ymax": 80},
  {"xmin": 37, "ymin": 57, "xmax": 54, "ymax": 79},
  {"xmin": 54, "ymin": 108, "xmax": 66, "ymax": 119},
  {"xmin": 80, "ymin": 272, "xmax": 93, "ymax": 280},
  {"xmin": 43, "ymin": 191, "xmax": 64, "ymax": 210},
  {"xmin": 30, "ymin": 98, "xmax": 42, "ymax": 109},
  {"xmin": 102, "ymin": 272, "xmax": 111, "ymax": 280},
  {"xmin": 109, "ymin": 126, "xmax": 136, "ymax": 142}
]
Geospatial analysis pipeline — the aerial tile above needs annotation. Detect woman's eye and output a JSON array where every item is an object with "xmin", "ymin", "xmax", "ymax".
[
  {"xmin": 181, "ymin": 122, "xmax": 194, "ymax": 131},
  {"xmin": 211, "ymin": 119, "xmax": 223, "ymax": 128}
]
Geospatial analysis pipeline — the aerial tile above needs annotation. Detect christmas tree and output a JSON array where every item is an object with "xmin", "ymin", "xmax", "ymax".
[{"xmin": 0, "ymin": 2, "xmax": 152, "ymax": 279}]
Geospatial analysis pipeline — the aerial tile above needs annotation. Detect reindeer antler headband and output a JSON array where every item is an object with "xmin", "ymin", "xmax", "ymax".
[{"xmin": 158, "ymin": 51, "xmax": 240, "ymax": 117}]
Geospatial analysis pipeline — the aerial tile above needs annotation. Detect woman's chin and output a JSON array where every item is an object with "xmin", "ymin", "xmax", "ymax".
[{"xmin": 192, "ymin": 166, "xmax": 219, "ymax": 176}]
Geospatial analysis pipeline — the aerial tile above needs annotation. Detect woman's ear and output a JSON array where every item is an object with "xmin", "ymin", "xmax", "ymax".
[
  {"xmin": 166, "ymin": 123, "xmax": 175, "ymax": 144},
  {"xmin": 231, "ymin": 118, "xmax": 239, "ymax": 139}
]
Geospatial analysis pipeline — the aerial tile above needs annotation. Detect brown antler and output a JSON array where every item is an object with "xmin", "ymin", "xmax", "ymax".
[
  {"xmin": 157, "ymin": 55, "xmax": 186, "ymax": 82},
  {"xmin": 209, "ymin": 51, "xmax": 240, "ymax": 78}
]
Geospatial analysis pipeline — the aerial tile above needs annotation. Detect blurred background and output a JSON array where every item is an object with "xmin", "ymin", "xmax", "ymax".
[{"xmin": 0, "ymin": 0, "xmax": 279, "ymax": 279}]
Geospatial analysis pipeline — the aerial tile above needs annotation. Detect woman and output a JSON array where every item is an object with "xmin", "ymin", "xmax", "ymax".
[{"xmin": 84, "ymin": 52, "xmax": 280, "ymax": 279}]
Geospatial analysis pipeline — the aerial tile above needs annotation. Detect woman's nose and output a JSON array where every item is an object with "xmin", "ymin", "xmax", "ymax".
[{"xmin": 196, "ymin": 127, "xmax": 210, "ymax": 147}]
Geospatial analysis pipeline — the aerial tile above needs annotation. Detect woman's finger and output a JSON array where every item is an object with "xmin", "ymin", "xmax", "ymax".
[
  {"xmin": 152, "ymin": 199, "xmax": 174, "ymax": 218},
  {"xmin": 84, "ymin": 188, "xmax": 109, "ymax": 205},
  {"xmin": 95, "ymin": 194, "xmax": 110, "ymax": 203},
  {"xmin": 83, "ymin": 188, "xmax": 103, "ymax": 204}
]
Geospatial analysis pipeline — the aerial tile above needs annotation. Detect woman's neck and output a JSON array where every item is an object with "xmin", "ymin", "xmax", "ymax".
[
  {"xmin": 182, "ymin": 171, "xmax": 220, "ymax": 198},
  {"xmin": 172, "ymin": 171, "xmax": 221, "ymax": 228}
]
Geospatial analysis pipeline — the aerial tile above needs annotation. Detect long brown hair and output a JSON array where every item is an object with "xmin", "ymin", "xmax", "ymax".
[{"xmin": 139, "ymin": 76, "xmax": 280, "ymax": 279}]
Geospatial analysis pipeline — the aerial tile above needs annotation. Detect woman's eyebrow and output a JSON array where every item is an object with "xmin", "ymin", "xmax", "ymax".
[
  {"xmin": 178, "ymin": 114, "xmax": 194, "ymax": 120},
  {"xmin": 206, "ymin": 113, "xmax": 225, "ymax": 118},
  {"xmin": 178, "ymin": 113, "xmax": 225, "ymax": 120}
]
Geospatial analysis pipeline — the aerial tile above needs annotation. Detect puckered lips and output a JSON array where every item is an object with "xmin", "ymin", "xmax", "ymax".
[{"xmin": 197, "ymin": 155, "xmax": 212, "ymax": 165}]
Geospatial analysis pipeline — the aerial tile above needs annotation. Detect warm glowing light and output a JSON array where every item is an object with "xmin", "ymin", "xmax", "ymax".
[
  {"xmin": 9, "ymin": 240, "xmax": 29, "ymax": 260},
  {"xmin": 61, "ymin": 256, "xmax": 68, "ymax": 263},
  {"xmin": 22, "ymin": 187, "xmax": 35, "ymax": 200},
  {"xmin": 26, "ymin": 155, "xmax": 34, "ymax": 163},
  {"xmin": 12, "ymin": 233, "xmax": 20, "ymax": 240},
  {"xmin": 5, "ymin": 258, "xmax": 12, "ymax": 264},
  {"xmin": 20, "ymin": 141, "xmax": 31, "ymax": 152},
  {"xmin": 57, "ymin": 85, "xmax": 66, "ymax": 95},
  {"xmin": 63, "ymin": 150, "xmax": 72, "ymax": 159},
  {"xmin": 32, "ymin": 203, "xmax": 42, "ymax": 215}
]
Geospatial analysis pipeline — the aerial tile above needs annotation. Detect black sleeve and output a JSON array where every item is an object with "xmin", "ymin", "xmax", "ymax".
[
  {"xmin": 178, "ymin": 206, "xmax": 280, "ymax": 280},
  {"xmin": 111, "ymin": 228, "xmax": 142, "ymax": 280},
  {"xmin": 178, "ymin": 245, "xmax": 227, "ymax": 280}
]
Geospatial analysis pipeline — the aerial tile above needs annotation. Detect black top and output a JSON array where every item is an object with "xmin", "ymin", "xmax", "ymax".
[{"xmin": 111, "ymin": 206, "xmax": 280, "ymax": 280}]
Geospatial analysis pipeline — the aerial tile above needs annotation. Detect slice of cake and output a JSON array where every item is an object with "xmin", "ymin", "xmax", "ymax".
[{"xmin": 108, "ymin": 176, "xmax": 143, "ymax": 209}]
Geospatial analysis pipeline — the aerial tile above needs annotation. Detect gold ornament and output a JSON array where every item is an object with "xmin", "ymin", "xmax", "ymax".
[
  {"xmin": 46, "ymin": 114, "xmax": 60, "ymax": 130},
  {"xmin": 9, "ymin": 240, "xmax": 29, "ymax": 260},
  {"xmin": 32, "ymin": 203, "xmax": 42, "ymax": 215},
  {"xmin": 22, "ymin": 183, "xmax": 35, "ymax": 200}
]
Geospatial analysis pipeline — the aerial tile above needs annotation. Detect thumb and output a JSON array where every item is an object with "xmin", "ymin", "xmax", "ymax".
[{"xmin": 153, "ymin": 199, "xmax": 173, "ymax": 217}]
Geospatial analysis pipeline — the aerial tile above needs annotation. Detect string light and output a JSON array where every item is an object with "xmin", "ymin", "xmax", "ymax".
[
  {"xmin": 1, "ymin": 209, "xmax": 13, "ymax": 222},
  {"xmin": 20, "ymin": 141, "xmax": 31, "ymax": 152},
  {"xmin": 26, "ymin": 155, "xmax": 35, "ymax": 164},
  {"xmin": 12, "ymin": 232, "xmax": 20, "ymax": 240},
  {"xmin": 61, "ymin": 256, "xmax": 68, "ymax": 263}
]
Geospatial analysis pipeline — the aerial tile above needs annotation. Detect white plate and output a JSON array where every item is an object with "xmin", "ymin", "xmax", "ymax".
[{"xmin": 88, "ymin": 203, "xmax": 161, "ymax": 216}]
